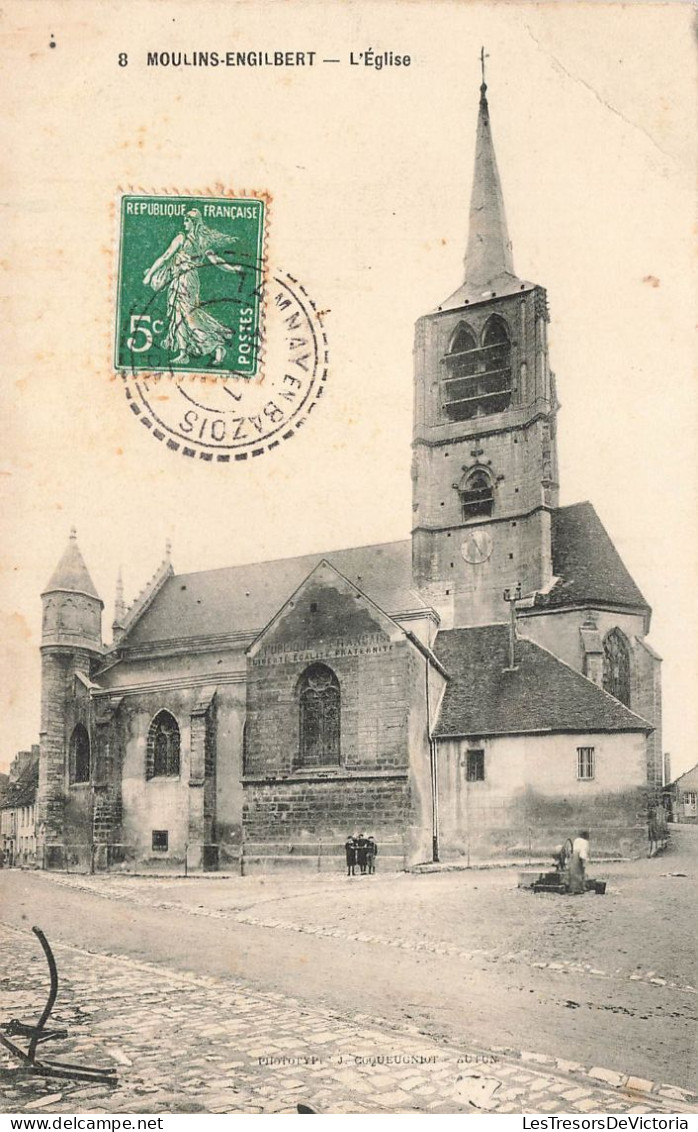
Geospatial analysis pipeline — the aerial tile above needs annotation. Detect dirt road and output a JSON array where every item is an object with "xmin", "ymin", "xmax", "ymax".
[{"xmin": 1, "ymin": 826, "xmax": 696, "ymax": 1094}]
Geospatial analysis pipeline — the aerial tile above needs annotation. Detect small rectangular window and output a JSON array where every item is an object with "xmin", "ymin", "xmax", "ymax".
[
  {"xmin": 577, "ymin": 747, "xmax": 595, "ymax": 780},
  {"xmin": 466, "ymin": 749, "xmax": 485, "ymax": 782},
  {"xmin": 152, "ymin": 829, "xmax": 168, "ymax": 852}
]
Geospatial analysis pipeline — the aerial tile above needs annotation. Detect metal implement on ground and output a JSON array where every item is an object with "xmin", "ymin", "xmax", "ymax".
[
  {"xmin": 0, "ymin": 926, "xmax": 118, "ymax": 1084},
  {"xmin": 518, "ymin": 839, "xmax": 606, "ymax": 896}
]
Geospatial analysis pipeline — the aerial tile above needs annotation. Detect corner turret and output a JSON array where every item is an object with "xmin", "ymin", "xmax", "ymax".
[{"xmin": 41, "ymin": 527, "xmax": 103, "ymax": 653}]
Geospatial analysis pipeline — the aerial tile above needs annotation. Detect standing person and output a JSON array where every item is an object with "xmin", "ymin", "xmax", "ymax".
[
  {"xmin": 344, "ymin": 835, "xmax": 357, "ymax": 878},
  {"xmin": 366, "ymin": 835, "xmax": 378, "ymax": 875},
  {"xmin": 356, "ymin": 833, "xmax": 368, "ymax": 876},
  {"xmin": 569, "ymin": 830, "xmax": 590, "ymax": 895}
]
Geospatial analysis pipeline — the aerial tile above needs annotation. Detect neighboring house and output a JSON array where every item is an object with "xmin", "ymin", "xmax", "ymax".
[
  {"xmin": 35, "ymin": 75, "xmax": 663, "ymax": 873},
  {"xmin": 669, "ymin": 764, "xmax": 698, "ymax": 824},
  {"xmin": 1, "ymin": 746, "xmax": 40, "ymax": 866}
]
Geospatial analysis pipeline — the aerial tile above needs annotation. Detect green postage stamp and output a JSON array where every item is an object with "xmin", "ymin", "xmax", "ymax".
[{"xmin": 115, "ymin": 194, "xmax": 266, "ymax": 377}]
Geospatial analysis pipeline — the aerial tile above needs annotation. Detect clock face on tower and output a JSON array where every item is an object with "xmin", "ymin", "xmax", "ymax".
[{"xmin": 461, "ymin": 529, "xmax": 494, "ymax": 564}]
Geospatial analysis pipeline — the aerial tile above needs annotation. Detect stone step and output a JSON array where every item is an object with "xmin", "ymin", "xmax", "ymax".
[
  {"xmin": 242, "ymin": 841, "xmax": 402, "ymax": 857},
  {"xmin": 241, "ymin": 854, "xmax": 406, "ymax": 875}
]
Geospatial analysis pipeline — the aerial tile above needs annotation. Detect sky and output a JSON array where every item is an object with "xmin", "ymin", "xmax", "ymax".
[{"xmin": 1, "ymin": 1, "xmax": 696, "ymax": 777}]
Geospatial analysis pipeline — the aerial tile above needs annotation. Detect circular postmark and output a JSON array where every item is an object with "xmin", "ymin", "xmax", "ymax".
[{"xmin": 122, "ymin": 269, "xmax": 328, "ymax": 461}]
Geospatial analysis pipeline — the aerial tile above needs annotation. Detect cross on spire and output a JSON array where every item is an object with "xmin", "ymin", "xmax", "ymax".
[
  {"xmin": 480, "ymin": 45, "xmax": 489, "ymax": 90},
  {"xmin": 462, "ymin": 48, "xmax": 518, "ymax": 292}
]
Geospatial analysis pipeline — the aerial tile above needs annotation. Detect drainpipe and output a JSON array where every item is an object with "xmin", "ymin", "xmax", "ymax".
[
  {"xmin": 89, "ymin": 784, "xmax": 96, "ymax": 875},
  {"xmin": 426, "ymin": 655, "xmax": 439, "ymax": 863}
]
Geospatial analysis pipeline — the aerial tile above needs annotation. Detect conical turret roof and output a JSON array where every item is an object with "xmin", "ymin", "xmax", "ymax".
[{"xmin": 43, "ymin": 528, "xmax": 102, "ymax": 603}]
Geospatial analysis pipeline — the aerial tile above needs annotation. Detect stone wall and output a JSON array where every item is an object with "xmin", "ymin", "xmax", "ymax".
[
  {"xmin": 437, "ymin": 731, "xmax": 649, "ymax": 860},
  {"xmin": 245, "ymin": 576, "xmax": 411, "ymax": 778},
  {"xmin": 520, "ymin": 609, "xmax": 663, "ymax": 796},
  {"xmin": 242, "ymin": 773, "xmax": 410, "ymax": 844},
  {"xmin": 243, "ymin": 569, "xmax": 429, "ymax": 865},
  {"xmin": 39, "ymin": 647, "xmax": 99, "ymax": 869},
  {"xmin": 412, "ymin": 287, "xmax": 558, "ymax": 628}
]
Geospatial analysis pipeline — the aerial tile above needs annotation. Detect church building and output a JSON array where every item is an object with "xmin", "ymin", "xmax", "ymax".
[{"xmin": 36, "ymin": 76, "xmax": 662, "ymax": 873}]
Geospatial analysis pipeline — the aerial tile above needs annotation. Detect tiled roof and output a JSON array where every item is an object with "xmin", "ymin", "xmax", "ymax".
[
  {"xmin": 670, "ymin": 763, "xmax": 698, "ymax": 789},
  {"xmin": 44, "ymin": 531, "xmax": 101, "ymax": 601},
  {"xmin": 433, "ymin": 624, "xmax": 651, "ymax": 739},
  {"xmin": 540, "ymin": 502, "xmax": 648, "ymax": 613},
  {"xmin": 117, "ymin": 505, "xmax": 648, "ymax": 648},
  {"xmin": 122, "ymin": 540, "xmax": 425, "ymax": 646},
  {"xmin": 1, "ymin": 759, "xmax": 39, "ymax": 810}
]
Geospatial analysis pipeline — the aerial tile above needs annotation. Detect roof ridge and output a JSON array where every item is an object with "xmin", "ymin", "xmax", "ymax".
[
  {"xmin": 555, "ymin": 499, "xmax": 592, "ymax": 513},
  {"xmin": 171, "ymin": 537, "xmax": 411, "ymax": 582}
]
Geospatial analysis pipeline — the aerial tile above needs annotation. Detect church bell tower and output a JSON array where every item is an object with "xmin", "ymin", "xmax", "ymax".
[{"xmin": 412, "ymin": 63, "xmax": 560, "ymax": 628}]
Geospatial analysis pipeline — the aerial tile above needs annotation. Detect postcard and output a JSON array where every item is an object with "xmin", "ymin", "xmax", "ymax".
[{"xmin": 0, "ymin": 0, "xmax": 695, "ymax": 1118}]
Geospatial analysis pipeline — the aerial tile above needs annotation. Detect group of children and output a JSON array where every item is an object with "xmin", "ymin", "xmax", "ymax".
[{"xmin": 344, "ymin": 833, "xmax": 378, "ymax": 876}]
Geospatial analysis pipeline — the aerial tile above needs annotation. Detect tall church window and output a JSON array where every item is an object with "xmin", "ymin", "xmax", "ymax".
[
  {"xmin": 442, "ymin": 315, "xmax": 512, "ymax": 421},
  {"xmin": 297, "ymin": 664, "xmax": 340, "ymax": 768},
  {"xmin": 603, "ymin": 628, "xmax": 631, "ymax": 707},
  {"xmin": 459, "ymin": 468, "xmax": 494, "ymax": 520},
  {"xmin": 69, "ymin": 724, "xmax": 91, "ymax": 784},
  {"xmin": 147, "ymin": 710, "xmax": 181, "ymax": 779}
]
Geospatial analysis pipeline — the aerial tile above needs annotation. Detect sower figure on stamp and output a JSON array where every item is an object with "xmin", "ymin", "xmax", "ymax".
[
  {"xmin": 366, "ymin": 835, "xmax": 378, "ymax": 875},
  {"xmin": 356, "ymin": 833, "xmax": 368, "ymax": 876},
  {"xmin": 569, "ymin": 830, "xmax": 590, "ymax": 895},
  {"xmin": 345, "ymin": 835, "xmax": 357, "ymax": 878},
  {"xmin": 143, "ymin": 209, "xmax": 242, "ymax": 366}
]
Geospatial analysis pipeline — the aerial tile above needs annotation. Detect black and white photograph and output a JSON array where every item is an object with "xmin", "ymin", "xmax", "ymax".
[{"xmin": 1, "ymin": 0, "xmax": 696, "ymax": 1120}]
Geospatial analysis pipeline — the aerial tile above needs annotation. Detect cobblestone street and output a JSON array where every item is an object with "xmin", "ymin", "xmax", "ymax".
[
  {"xmin": 2, "ymin": 834, "xmax": 697, "ymax": 1116},
  {"xmin": 1, "ymin": 922, "xmax": 695, "ymax": 1116}
]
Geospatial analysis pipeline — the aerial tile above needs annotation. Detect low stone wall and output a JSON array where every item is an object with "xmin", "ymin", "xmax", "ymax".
[{"xmin": 242, "ymin": 772, "xmax": 410, "ymax": 848}]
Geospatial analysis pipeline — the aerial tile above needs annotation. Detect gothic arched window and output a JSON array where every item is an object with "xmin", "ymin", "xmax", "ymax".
[
  {"xmin": 482, "ymin": 315, "xmax": 511, "ymax": 366},
  {"xmin": 297, "ymin": 664, "xmax": 340, "ymax": 769},
  {"xmin": 147, "ymin": 711, "xmax": 181, "ymax": 779},
  {"xmin": 69, "ymin": 724, "xmax": 91, "ymax": 784},
  {"xmin": 459, "ymin": 468, "xmax": 494, "ymax": 519},
  {"xmin": 603, "ymin": 629, "xmax": 631, "ymax": 707},
  {"xmin": 442, "ymin": 316, "xmax": 512, "ymax": 421},
  {"xmin": 445, "ymin": 323, "xmax": 478, "ymax": 376}
]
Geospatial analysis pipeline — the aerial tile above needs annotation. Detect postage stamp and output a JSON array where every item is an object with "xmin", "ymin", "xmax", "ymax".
[
  {"xmin": 123, "ymin": 270, "xmax": 329, "ymax": 461},
  {"xmin": 115, "ymin": 194, "xmax": 266, "ymax": 377}
]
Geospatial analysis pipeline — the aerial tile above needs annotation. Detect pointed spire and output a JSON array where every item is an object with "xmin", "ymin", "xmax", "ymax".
[
  {"xmin": 463, "ymin": 51, "xmax": 517, "ymax": 291},
  {"xmin": 436, "ymin": 56, "xmax": 531, "ymax": 313},
  {"xmin": 43, "ymin": 528, "xmax": 102, "ymax": 603},
  {"xmin": 113, "ymin": 568, "xmax": 126, "ymax": 625}
]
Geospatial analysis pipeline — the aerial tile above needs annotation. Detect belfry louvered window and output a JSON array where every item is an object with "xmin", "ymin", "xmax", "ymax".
[
  {"xmin": 297, "ymin": 664, "xmax": 340, "ymax": 768},
  {"xmin": 443, "ymin": 316, "xmax": 512, "ymax": 421}
]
